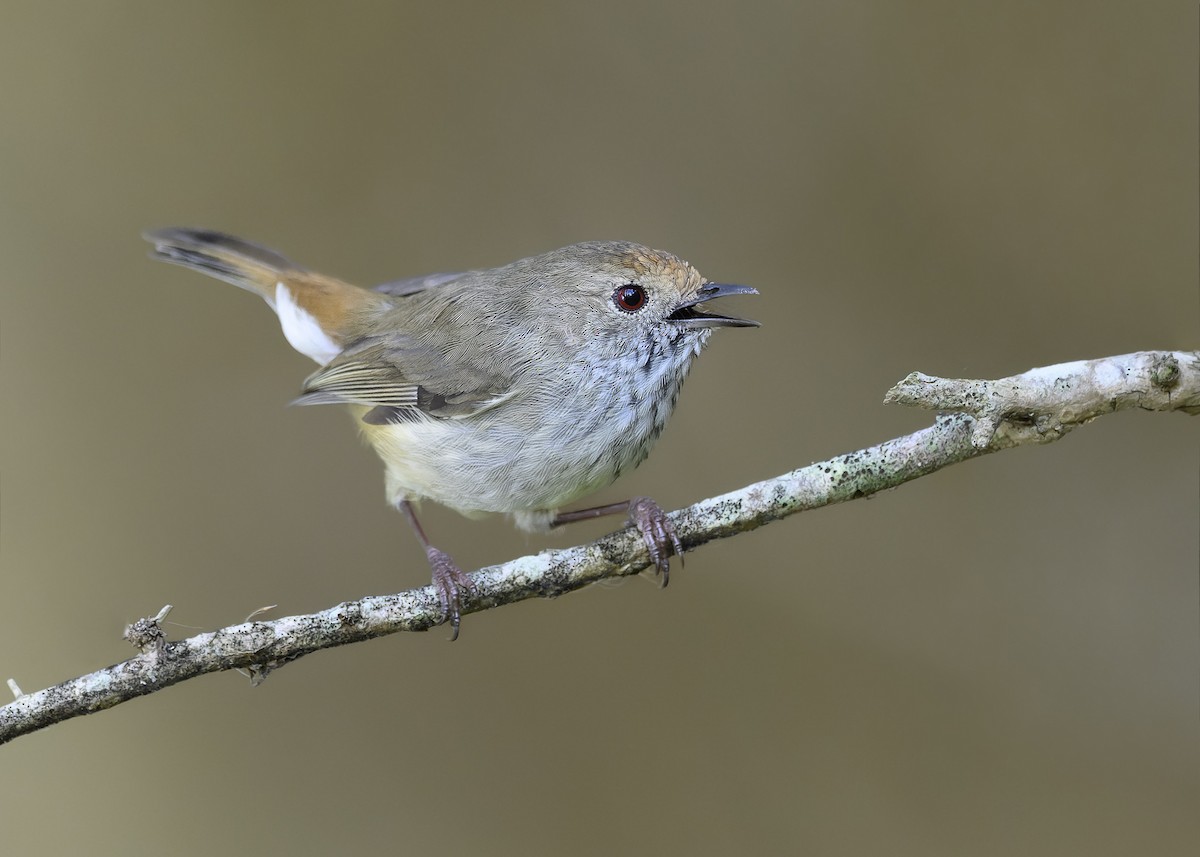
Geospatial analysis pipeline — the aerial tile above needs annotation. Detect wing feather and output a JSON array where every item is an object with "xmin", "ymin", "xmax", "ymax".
[{"xmin": 293, "ymin": 331, "xmax": 517, "ymax": 420}]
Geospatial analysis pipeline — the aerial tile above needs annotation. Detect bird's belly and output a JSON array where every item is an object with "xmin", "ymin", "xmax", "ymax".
[{"xmin": 358, "ymin": 392, "xmax": 669, "ymax": 525}]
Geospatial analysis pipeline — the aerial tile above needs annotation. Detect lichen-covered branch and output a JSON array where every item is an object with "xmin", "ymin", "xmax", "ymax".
[
  {"xmin": 3, "ymin": 350, "xmax": 1195, "ymax": 745},
  {"xmin": 884, "ymin": 350, "xmax": 1200, "ymax": 445}
]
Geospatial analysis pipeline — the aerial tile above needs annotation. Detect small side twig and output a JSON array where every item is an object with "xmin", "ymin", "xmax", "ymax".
[{"xmin": 884, "ymin": 350, "xmax": 1199, "ymax": 446}]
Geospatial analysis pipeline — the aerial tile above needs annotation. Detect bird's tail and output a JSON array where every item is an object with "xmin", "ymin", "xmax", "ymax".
[{"xmin": 144, "ymin": 227, "xmax": 388, "ymax": 365}]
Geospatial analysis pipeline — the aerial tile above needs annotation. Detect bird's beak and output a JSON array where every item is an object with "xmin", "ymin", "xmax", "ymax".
[{"xmin": 667, "ymin": 283, "xmax": 760, "ymax": 328}]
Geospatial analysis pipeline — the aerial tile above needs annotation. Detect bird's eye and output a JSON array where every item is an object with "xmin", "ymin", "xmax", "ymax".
[{"xmin": 613, "ymin": 284, "xmax": 648, "ymax": 313}]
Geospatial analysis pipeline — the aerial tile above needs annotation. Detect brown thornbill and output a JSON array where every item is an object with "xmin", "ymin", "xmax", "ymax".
[{"xmin": 144, "ymin": 229, "xmax": 759, "ymax": 637}]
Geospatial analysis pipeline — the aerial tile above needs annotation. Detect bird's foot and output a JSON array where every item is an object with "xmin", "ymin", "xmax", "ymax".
[
  {"xmin": 628, "ymin": 496, "xmax": 683, "ymax": 586},
  {"xmin": 426, "ymin": 546, "xmax": 474, "ymax": 641}
]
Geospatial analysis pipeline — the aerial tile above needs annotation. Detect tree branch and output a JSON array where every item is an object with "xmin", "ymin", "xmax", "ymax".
[{"xmin": 3, "ymin": 350, "xmax": 1196, "ymax": 745}]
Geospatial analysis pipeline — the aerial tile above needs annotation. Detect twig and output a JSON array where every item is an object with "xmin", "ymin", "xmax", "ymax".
[{"xmin": 2, "ymin": 350, "xmax": 1195, "ymax": 745}]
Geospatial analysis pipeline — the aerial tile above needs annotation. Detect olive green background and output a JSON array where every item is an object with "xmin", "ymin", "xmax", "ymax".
[{"xmin": 1, "ymin": 3, "xmax": 1196, "ymax": 855}]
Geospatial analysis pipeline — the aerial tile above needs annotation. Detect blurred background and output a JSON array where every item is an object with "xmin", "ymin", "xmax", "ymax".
[{"xmin": 1, "ymin": 3, "xmax": 1196, "ymax": 855}]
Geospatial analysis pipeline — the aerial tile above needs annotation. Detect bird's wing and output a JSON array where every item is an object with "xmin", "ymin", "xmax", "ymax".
[
  {"xmin": 372, "ymin": 271, "xmax": 471, "ymax": 297},
  {"xmin": 293, "ymin": 333, "xmax": 518, "ymax": 423}
]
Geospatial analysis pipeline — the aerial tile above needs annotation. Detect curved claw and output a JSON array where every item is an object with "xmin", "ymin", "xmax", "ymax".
[
  {"xmin": 426, "ymin": 547, "xmax": 474, "ymax": 641},
  {"xmin": 628, "ymin": 496, "xmax": 684, "ymax": 586}
]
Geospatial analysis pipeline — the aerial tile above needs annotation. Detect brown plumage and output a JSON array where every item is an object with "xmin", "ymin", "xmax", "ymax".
[{"xmin": 145, "ymin": 227, "xmax": 758, "ymax": 637}]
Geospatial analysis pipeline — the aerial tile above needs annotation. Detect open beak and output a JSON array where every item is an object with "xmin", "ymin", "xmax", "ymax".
[{"xmin": 667, "ymin": 283, "xmax": 760, "ymax": 328}]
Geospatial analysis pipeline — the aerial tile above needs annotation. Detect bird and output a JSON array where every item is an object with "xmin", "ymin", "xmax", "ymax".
[{"xmin": 144, "ymin": 228, "xmax": 758, "ymax": 638}]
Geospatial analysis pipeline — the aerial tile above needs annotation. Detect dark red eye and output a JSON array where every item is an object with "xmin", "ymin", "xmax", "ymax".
[{"xmin": 613, "ymin": 284, "xmax": 648, "ymax": 312}]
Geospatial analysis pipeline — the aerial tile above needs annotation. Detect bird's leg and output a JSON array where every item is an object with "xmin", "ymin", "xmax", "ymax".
[
  {"xmin": 551, "ymin": 497, "xmax": 683, "ymax": 585},
  {"xmin": 398, "ymin": 500, "xmax": 473, "ymax": 640}
]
